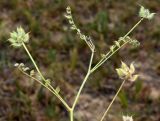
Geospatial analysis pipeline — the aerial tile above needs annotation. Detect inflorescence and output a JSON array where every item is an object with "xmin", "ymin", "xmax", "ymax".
[
  {"xmin": 116, "ymin": 61, "xmax": 139, "ymax": 82},
  {"xmin": 64, "ymin": 6, "xmax": 95, "ymax": 52},
  {"xmin": 8, "ymin": 27, "xmax": 29, "ymax": 47}
]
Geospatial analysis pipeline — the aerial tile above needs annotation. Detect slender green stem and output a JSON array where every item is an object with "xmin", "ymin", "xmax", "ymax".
[
  {"xmin": 90, "ymin": 18, "xmax": 144, "ymax": 73},
  {"xmin": 72, "ymin": 50, "xmax": 94, "ymax": 110},
  {"xmin": 19, "ymin": 68, "xmax": 71, "ymax": 111},
  {"xmin": 90, "ymin": 51, "xmax": 111, "ymax": 73},
  {"xmin": 88, "ymin": 50, "xmax": 94, "ymax": 71},
  {"xmin": 19, "ymin": 68, "xmax": 56, "ymax": 95},
  {"xmin": 92, "ymin": 52, "xmax": 110, "ymax": 71},
  {"xmin": 123, "ymin": 18, "xmax": 144, "ymax": 38},
  {"xmin": 22, "ymin": 43, "xmax": 71, "ymax": 111},
  {"xmin": 70, "ymin": 110, "xmax": 74, "ymax": 121},
  {"xmin": 100, "ymin": 80, "xmax": 126, "ymax": 121},
  {"xmin": 22, "ymin": 43, "xmax": 46, "ymax": 81},
  {"xmin": 90, "ymin": 42, "xmax": 127, "ymax": 73},
  {"xmin": 72, "ymin": 72, "xmax": 90, "ymax": 110}
]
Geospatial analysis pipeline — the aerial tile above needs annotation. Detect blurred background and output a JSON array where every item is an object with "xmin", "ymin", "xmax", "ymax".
[{"xmin": 0, "ymin": 0, "xmax": 160, "ymax": 121}]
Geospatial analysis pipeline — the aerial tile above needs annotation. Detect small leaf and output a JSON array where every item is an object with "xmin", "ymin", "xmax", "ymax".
[
  {"xmin": 23, "ymin": 33, "xmax": 29, "ymax": 43},
  {"xmin": 121, "ymin": 61, "xmax": 129, "ymax": 71},
  {"xmin": 66, "ymin": 6, "xmax": 71, "ymax": 14},
  {"xmin": 76, "ymin": 29, "xmax": 80, "ymax": 33},
  {"xmin": 125, "ymin": 36, "xmax": 132, "ymax": 42},
  {"xmin": 129, "ymin": 39, "xmax": 140, "ymax": 47},
  {"xmin": 14, "ymin": 63, "xmax": 19, "ymax": 67},
  {"xmin": 116, "ymin": 68, "xmax": 127, "ymax": 79},
  {"xmin": 80, "ymin": 34, "xmax": 85, "ymax": 40},
  {"xmin": 11, "ymin": 43, "xmax": 22, "ymax": 48},
  {"xmin": 10, "ymin": 32, "xmax": 17, "ymax": 39},
  {"xmin": 100, "ymin": 54, "xmax": 106, "ymax": 58},
  {"xmin": 69, "ymin": 20, "xmax": 74, "ymax": 24},
  {"xmin": 64, "ymin": 14, "xmax": 72, "ymax": 19},
  {"xmin": 55, "ymin": 86, "xmax": 60, "ymax": 94},
  {"xmin": 30, "ymin": 70, "xmax": 35, "ymax": 76},
  {"xmin": 17, "ymin": 27, "xmax": 25, "ymax": 35},
  {"xmin": 8, "ymin": 38, "xmax": 16, "ymax": 43},
  {"xmin": 45, "ymin": 79, "xmax": 51, "ymax": 86},
  {"xmin": 130, "ymin": 63, "xmax": 135, "ymax": 74},
  {"xmin": 70, "ymin": 25, "xmax": 76, "ymax": 30},
  {"xmin": 119, "ymin": 37, "xmax": 125, "ymax": 42},
  {"xmin": 147, "ymin": 13, "xmax": 156, "ymax": 20},
  {"xmin": 19, "ymin": 63, "xmax": 25, "ymax": 67},
  {"xmin": 130, "ymin": 75, "xmax": 139, "ymax": 82},
  {"xmin": 110, "ymin": 46, "xmax": 115, "ymax": 52},
  {"xmin": 115, "ymin": 41, "xmax": 120, "ymax": 47},
  {"xmin": 23, "ymin": 67, "xmax": 30, "ymax": 71}
]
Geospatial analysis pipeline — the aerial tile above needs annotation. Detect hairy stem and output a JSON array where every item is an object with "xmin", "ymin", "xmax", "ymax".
[{"xmin": 100, "ymin": 80, "xmax": 126, "ymax": 121}]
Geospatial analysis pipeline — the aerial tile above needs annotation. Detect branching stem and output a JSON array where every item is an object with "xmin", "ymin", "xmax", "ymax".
[
  {"xmin": 19, "ymin": 18, "xmax": 144, "ymax": 121},
  {"xmin": 69, "ymin": 50, "xmax": 95, "ymax": 121},
  {"xmin": 22, "ymin": 43, "xmax": 71, "ymax": 111},
  {"xmin": 90, "ymin": 18, "xmax": 144, "ymax": 73},
  {"xmin": 72, "ymin": 50, "xmax": 94, "ymax": 110}
]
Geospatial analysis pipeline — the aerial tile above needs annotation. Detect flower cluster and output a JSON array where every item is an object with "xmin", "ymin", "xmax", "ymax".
[
  {"xmin": 123, "ymin": 115, "xmax": 133, "ymax": 121},
  {"xmin": 8, "ymin": 27, "xmax": 29, "ymax": 47},
  {"xmin": 116, "ymin": 61, "xmax": 139, "ymax": 82},
  {"xmin": 139, "ymin": 6, "xmax": 155, "ymax": 20},
  {"xmin": 14, "ymin": 63, "xmax": 35, "ymax": 76},
  {"xmin": 64, "ymin": 6, "xmax": 95, "ymax": 52},
  {"xmin": 64, "ymin": 6, "xmax": 77, "ymax": 30},
  {"xmin": 124, "ymin": 36, "xmax": 140, "ymax": 47},
  {"xmin": 109, "ymin": 36, "xmax": 140, "ymax": 52}
]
